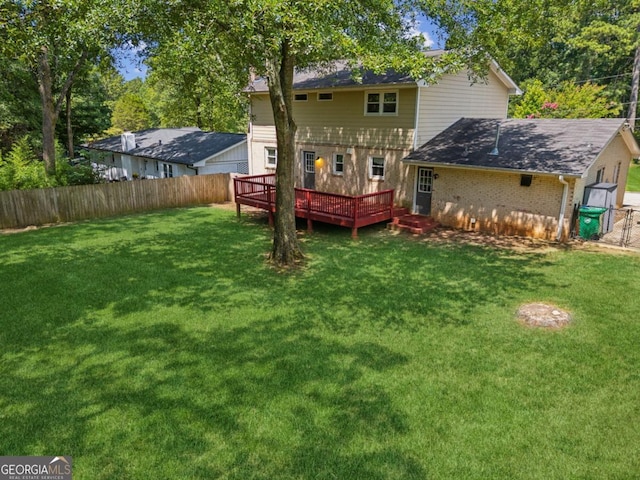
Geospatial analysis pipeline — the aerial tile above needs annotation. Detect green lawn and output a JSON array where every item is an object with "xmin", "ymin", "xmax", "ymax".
[
  {"xmin": 1, "ymin": 207, "xmax": 640, "ymax": 479},
  {"xmin": 627, "ymin": 162, "xmax": 640, "ymax": 191}
]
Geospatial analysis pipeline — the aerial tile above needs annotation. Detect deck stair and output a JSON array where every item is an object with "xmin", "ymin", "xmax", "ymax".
[{"xmin": 389, "ymin": 210, "xmax": 440, "ymax": 235}]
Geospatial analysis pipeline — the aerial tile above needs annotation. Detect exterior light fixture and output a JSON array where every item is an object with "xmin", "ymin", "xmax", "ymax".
[{"xmin": 315, "ymin": 156, "xmax": 325, "ymax": 168}]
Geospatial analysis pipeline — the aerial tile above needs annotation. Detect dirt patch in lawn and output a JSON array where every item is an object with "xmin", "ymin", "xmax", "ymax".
[{"xmin": 517, "ymin": 303, "xmax": 572, "ymax": 329}]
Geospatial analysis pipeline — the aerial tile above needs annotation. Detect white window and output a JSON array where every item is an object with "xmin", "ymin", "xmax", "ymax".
[
  {"xmin": 318, "ymin": 92, "xmax": 333, "ymax": 101},
  {"xmin": 369, "ymin": 156, "xmax": 385, "ymax": 180},
  {"xmin": 265, "ymin": 147, "xmax": 277, "ymax": 168},
  {"xmin": 332, "ymin": 153, "xmax": 344, "ymax": 175},
  {"xmin": 417, "ymin": 168, "xmax": 433, "ymax": 193},
  {"xmin": 365, "ymin": 91, "xmax": 398, "ymax": 115},
  {"xmin": 162, "ymin": 163, "xmax": 173, "ymax": 178},
  {"xmin": 614, "ymin": 162, "xmax": 621, "ymax": 183},
  {"xmin": 596, "ymin": 167, "xmax": 605, "ymax": 183},
  {"xmin": 294, "ymin": 93, "xmax": 308, "ymax": 101}
]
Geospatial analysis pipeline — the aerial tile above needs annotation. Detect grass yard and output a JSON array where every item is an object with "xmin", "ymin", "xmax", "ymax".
[
  {"xmin": 627, "ymin": 162, "xmax": 640, "ymax": 191},
  {"xmin": 1, "ymin": 206, "xmax": 640, "ymax": 479}
]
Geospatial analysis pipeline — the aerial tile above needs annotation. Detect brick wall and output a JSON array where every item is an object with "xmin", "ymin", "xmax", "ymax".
[{"xmin": 430, "ymin": 168, "xmax": 573, "ymax": 240}]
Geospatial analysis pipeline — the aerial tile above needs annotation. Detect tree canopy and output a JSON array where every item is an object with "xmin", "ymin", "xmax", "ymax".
[{"xmin": 134, "ymin": 0, "xmax": 467, "ymax": 266}]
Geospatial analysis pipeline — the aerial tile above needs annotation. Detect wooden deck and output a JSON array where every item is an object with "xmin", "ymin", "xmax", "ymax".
[{"xmin": 234, "ymin": 174, "xmax": 395, "ymax": 237}]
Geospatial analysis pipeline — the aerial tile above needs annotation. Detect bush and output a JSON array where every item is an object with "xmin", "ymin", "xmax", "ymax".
[
  {"xmin": 56, "ymin": 155, "xmax": 104, "ymax": 186},
  {"xmin": 0, "ymin": 137, "xmax": 51, "ymax": 191},
  {"xmin": 0, "ymin": 140, "xmax": 103, "ymax": 191}
]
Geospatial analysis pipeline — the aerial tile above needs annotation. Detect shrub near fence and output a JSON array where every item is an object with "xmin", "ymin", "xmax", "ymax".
[{"xmin": 0, "ymin": 173, "xmax": 232, "ymax": 229}]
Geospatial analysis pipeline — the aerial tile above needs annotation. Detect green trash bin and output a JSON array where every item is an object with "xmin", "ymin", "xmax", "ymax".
[{"xmin": 579, "ymin": 206, "xmax": 608, "ymax": 240}]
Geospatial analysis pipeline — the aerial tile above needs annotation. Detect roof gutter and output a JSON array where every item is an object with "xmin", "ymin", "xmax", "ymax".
[
  {"xmin": 401, "ymin": 160, "xmax": 581, "ymax": 179},
  {"xmin": 556, "ymin": 175, "xmax": 569, "ymax": 241}
]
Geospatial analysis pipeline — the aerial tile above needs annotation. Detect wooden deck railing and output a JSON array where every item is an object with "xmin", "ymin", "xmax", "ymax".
[{"xmin": 234, "ymin": 174, "xmax": 395, "ymax": 237}]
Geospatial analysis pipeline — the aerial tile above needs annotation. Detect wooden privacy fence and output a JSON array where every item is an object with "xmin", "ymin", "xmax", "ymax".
[{"xmin": 0, "ymin": 174, "xmax": 232, "ymax": 229}]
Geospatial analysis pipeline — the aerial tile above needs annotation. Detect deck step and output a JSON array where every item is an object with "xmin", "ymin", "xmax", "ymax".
[{"xmin": 389, "ymin": 213, "xmax": 440, "ymax": 235}]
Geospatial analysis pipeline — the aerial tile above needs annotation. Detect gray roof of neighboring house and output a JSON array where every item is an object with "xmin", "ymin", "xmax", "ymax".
[
  {"xmin": 403, "ymin": 118, "xmax": 633, "ymax": 177},
  {"xmin": 86, "ymin": 128, "xmax": 247, "ymax": 166}
]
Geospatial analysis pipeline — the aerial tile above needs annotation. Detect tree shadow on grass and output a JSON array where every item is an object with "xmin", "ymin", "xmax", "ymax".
[
  {"xmin": 0, "ymin": 315, "xmax": 421, "ymax": 478},
  {"xmin": 0, "ymin": 206, "xmax": 560, "ymax": 478}
]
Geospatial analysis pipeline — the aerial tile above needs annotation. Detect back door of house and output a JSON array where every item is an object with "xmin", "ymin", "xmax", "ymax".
[
  {"xmin": 415, "ymin": 167, "xmax": 433, "ymax": 215},
  {"xmin": 302, "ymin": 151, "xmax": 315, "ymax": 189}
]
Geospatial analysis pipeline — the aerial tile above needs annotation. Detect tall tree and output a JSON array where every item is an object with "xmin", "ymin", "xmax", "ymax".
[
  {"xmin": 140, "ymin": 0, "xmax": 462, "ymax": 267},
  {"xmin": 145, "ymin": 32, "xmax": 248, "ymax": 132},
  {"xmin": 420, "ymin": 0, "xmax": 640, "ymax": 122},
  {"xmin": 0, "ymin": 56, "xmax": 40, "ymax": 152},
  {"xmin": 0, "ymin": 0, "xmax": 123, "ymax": 175},
  {"xmin": 110, "ymin": 93, "xmax": 153, "ymax": 132}
]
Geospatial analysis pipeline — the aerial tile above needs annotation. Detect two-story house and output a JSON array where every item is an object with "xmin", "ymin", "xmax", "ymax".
[
  {"xmin": 246, "ymin": 52, "xmax": 639, "ymax": 240},
  {"xmin": 247, "ymin": 53, "xmax": 520, "ymax": 210}
]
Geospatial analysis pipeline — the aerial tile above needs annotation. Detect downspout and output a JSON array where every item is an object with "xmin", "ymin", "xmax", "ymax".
[{"xmin": 557, "ymin": 175, "xmax": 569, "ymax": 241}]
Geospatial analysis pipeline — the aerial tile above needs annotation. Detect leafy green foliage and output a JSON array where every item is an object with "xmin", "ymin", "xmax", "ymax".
[
  {"xmin": 511, "ymin": 79, "xmax": 621, "ymax": 119},
  {"xmin": 145, "ymin": 37, "xmax": 248, "ymax": 132},
  {"xmin": 0, "ymin": 57, "xmax": 41, "ymax": 152},
  {"xmin": 110, "ymin": 93, "xmax": 153, "ymax": 132},
  {"xmin": 0, "ymin": 138, "xmax": 103, "ymax": 191},
  {"xmin": 420, "ymin": 0, "xmax": 639, "ymax": 121},
  {"xmin": 0, "ymin": 137, "xmax": 50, "ymax": 191}
]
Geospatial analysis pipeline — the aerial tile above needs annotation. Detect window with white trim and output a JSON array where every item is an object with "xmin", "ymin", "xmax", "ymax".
[
  {"xmin": 265, "ymin": 147, "xmax": 277, "ymax": 168},
  {"xmin": 332, "ymin": 153, "xmax": 344, "ymax": 175},
  {"xmin": 162, "ymin": 163, "xmax": 173, "ymax": 178},
  {"xmin": 318, "ymin": 92, "xmax": 333, "ymax": 101},
  {"xmin": 369, "ymin": 156, "xmax": 385, "ymax": 180},
  {"xmin": 365, "ymin": 91, "xmax": 398, "ymax": 115},
  {"xmin": 294, "ymin": 93, "xmax": 308, "ymax": 101},
  {"xmin": 596, "ymin": 167, "xmax": 605, "ymax": 183}
]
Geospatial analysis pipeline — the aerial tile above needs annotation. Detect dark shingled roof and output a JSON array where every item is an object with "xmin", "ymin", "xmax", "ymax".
[
  {"xmin": 403, "ymin": 118, "xmax": 630, "ymax": 177},
  {"xmin": 86, "ymin": 128, "xmax": 246, "ymax": 166},
  {"xmin": 247, "ymin": 54, "xmax": 451, "ymax": 92}
]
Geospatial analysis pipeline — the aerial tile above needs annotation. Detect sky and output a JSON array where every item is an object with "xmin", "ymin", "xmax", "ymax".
[{"xmin": 116, "ymin": 16, "xmax": 443, "ymax": 82}]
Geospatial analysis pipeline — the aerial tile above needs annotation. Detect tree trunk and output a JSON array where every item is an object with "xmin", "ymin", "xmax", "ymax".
[
  {"xmin": 267, "ymin": 41, "xmax": 304, "ymax": 267},
  {"xmin": 37, "ymin": 46, "xmax": 57, "ymax": 177},
  {"xmin": 66, "ymin": 89, "xmax": 74, "ymax": 158},
  {"xmin": 628, "ymin": 43, "xmax": 640, "ymax": 131}
]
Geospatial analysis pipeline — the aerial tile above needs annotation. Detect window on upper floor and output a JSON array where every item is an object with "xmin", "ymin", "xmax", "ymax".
[
  {"xmin": 369, "ymin": 156, "xmax": 385, "ymax": 180},
  {"xmin": 265, "ymin": 147, "xmax": 277, "ymax": 168},
  {"xmin": 332, "ymin": 153, "xmax": 344, "ymax": 175},
  {"xmin": 365, "ymin": 91, "xmax": 398, "ymax": 115}
]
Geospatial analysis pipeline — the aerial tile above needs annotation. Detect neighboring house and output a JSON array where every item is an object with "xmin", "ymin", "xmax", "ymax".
[
  {"xmin": 404, "ymin": 118, "xmax": 640, "ymax": 240},
  {"xmin": 247, "ymin": 51, "xmax": 521, "ymax": 207},
  {"xmin": 86, "ymin": 128, "xmax": 248, "ymax": 181}
]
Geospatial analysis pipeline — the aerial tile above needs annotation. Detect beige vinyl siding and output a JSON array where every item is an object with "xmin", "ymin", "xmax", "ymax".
[
  {"xmin": 573, "ymin": 134, "xmax": 633, "ymax": 208},
  {"xmin": 249, "ymin": 88, "xmax": 416, "ymax": 149},
  {"xmin": 416, "ymin": 69, "xmax": 510, "ymax": 147}
]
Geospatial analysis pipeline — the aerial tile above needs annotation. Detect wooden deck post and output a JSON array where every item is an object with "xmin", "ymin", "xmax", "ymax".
[
  {"xmin": 236, "ymin": 202, "xmax": 241, "ymax": 219},
  {"xmin": 306, "ymin": 190, "xmax": 313, "ymax": 233}
]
